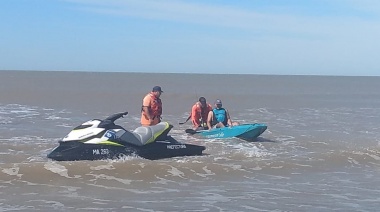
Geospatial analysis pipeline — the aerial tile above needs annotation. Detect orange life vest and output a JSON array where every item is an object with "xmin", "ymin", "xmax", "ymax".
[
  {"xmin": 195, "ymin": 102, "xmax": 211, "ymax": 120},
  {"xmin": 143, "ymin": 92, "xmax": 162, "ymax": 118},
  {"xmin": 191, "ymin": 102, "xmax": 212, "ymax": 127}
]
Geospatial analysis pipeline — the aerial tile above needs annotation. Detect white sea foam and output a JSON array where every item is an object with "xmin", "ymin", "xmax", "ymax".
[
  {"xmin": 166, "ymin": 166, "xmax": 185, "ymax": 178},
  {"xmin": 44, "ymin": 162, "xmax": 80, "ymax": 179},
  {"xmin": 87, "ymin": 173, "xmax": 132, "ymax": 185},
  {"xmin": 45, "ymin": 115, "xmax": 70, "ymax": 120},
  {"xmin": 2, "ymin": 166, "xmax": 22, "ymax": 177},
  {"xmin": 90, "ymin": 164, "xmax": 115, "ymax": 171}
]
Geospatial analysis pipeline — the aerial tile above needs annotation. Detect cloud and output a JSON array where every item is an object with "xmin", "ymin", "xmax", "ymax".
[
  {"xmin": 65, "ymin": 0, "xmax": 379, "ymax": 38},
  {"xmin": 56, "ymin": 0, "xmax": 380, "ymax": 75},
  {"xmin": 343, "ymin": 0, "xmax": 380, "ymax": 15},
  {"xmin": 66, "ymin": 0, "xmax": 264, "ymax": 29}
]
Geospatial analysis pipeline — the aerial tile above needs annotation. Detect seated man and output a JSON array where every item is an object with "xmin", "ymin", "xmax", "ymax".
[
  {"xmin": 207, "ymin": 99, "xmax": 239, "ymax": 129},
  {"xmin": 191, "ymin": 97, "xmax": 212, "ymax": 130}
]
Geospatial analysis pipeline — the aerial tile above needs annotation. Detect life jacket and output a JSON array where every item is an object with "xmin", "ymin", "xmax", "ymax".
[
  {"xmin": 143, "ymin": 92, "xmax": 162, "ymax": 118},
  {"xmin": 191, "ymin": 102, "xmax": 212, "ymax": 127},
  {"xmin": 195, "ymin": 102, "xmax": 212, "ymax": 121},
  {"xmin": 212, "ymin": 108, "xmax": 227, "ymax": 126}
]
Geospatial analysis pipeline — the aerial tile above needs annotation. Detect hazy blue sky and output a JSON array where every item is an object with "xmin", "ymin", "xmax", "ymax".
[{"xmin": 1, "ymin": 0, "xmax": 379, "ymax": 76}]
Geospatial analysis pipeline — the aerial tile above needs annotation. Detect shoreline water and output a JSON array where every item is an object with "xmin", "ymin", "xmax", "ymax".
[{"xmin": 0, "ymin": 70, "xmax": 379, "ymax": 211}]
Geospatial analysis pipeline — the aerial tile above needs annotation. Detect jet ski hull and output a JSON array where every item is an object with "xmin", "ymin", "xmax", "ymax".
[
  {"xmin": 47, "ymin": 137, "xmax": 205, "ymax": 161},
  {"xmin": 47, "ymin": 112, "xmax": 206, "ymax": 161}
]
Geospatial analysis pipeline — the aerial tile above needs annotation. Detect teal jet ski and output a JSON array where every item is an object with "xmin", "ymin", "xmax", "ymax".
[{"xmin": 185, "ymin": 123, "xmax": 267, "ymax": 141}]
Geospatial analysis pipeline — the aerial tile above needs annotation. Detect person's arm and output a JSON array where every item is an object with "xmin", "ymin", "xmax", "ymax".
[
  {"xmin": 191, "ymin": 104, "xmax": 200, "ymax": 128},
  {"xmin": 142, "ymin": 107, "xmax": 152, "ymax": 120},
  {"xmin": 226, "ymin": 110, "xmax": 233, "ymax": 126},
  {"xmin": 207, "ymin": 111, "xmax": 213, "ymax": 130},
  {"xmin": 142, "ymin": 96, "xmax": 153, "ymax": 124}
]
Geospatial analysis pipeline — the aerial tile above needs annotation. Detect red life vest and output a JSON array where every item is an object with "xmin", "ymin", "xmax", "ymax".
[
  {"xmin": 146, "ymin": 92, "xmax": 162, "ymax": 117},
  {"xmin": 191, "ymin": 102, "xmax": 212, "ymax": 127},
  {"xmin": 195, "ymin": 102, "xmax": 211, "ymax": 120}
]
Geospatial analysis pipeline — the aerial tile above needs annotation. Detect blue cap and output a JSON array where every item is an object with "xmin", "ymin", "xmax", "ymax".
[{"xmin": 152, "ymin": 86, "xmax": 163, "ymax": 92}]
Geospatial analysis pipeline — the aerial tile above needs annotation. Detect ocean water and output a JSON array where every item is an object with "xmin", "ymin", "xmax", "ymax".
[{"xmin": 0, "ymin": 71, "xmax": 379, "ymax": 211}]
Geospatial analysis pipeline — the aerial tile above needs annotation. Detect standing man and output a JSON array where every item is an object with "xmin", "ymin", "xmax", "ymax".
[
  {"xmin": 191, "ymin": 97, "xmax": 213, "ymax": 130},
  {"xmin": 141, "ymin": 86, "xmax": 163, "ymax": 126}
]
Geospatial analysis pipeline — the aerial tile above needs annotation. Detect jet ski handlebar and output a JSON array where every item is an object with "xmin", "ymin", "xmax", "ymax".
[{"xmin": 104, "ymin": 111, "xmax": 129, "ymax": 123}]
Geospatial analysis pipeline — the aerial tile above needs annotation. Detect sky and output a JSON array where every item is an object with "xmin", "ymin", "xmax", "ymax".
[{"xmin": 0, "ymin": 0, "xmax": 379, "ymax": 76}]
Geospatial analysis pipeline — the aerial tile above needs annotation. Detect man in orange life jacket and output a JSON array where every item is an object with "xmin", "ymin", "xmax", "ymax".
[
  {"xmin": 191, "ymin": 97, "xmax": 212, "ymax": 130},
  {"xmin": 141, "ymin": 86, "xmax": 163, "ymax": 126}
]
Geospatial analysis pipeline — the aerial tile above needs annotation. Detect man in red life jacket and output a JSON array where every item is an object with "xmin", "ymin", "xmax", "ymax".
[
  {"xmin": 191, "ymin": 97, "xmax": 212, "ymax": 130},
  {"xmin": 141, "ymin": 86, "xmax": 163, "ymax": 126}
]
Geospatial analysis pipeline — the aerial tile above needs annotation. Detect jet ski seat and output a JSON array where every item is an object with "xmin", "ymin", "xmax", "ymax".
[
  {"xmin": 133, "ymin": 126, "xmax": 154, "ymax": 145},
  {"xmin": 117, "ymin": 122, "xmax": 170, "ymax": 146},
  {"xmin": 116, "ymin": 130, "xmax": 145, "ymax": 146}
]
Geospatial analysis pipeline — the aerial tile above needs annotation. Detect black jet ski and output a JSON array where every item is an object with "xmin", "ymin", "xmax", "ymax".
[{"xmin": 47, "ymin": 112, "xmax": 205, "ymax": 161}]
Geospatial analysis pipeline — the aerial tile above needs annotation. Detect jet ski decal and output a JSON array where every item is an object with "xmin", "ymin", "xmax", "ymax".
[
  {"xmin": 105, "ymin": 130, "xmax": 116, "ymax": 139},
  {"xmin": 92, "ymin": 148, "xmax": 110, "ymax": 155}
]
